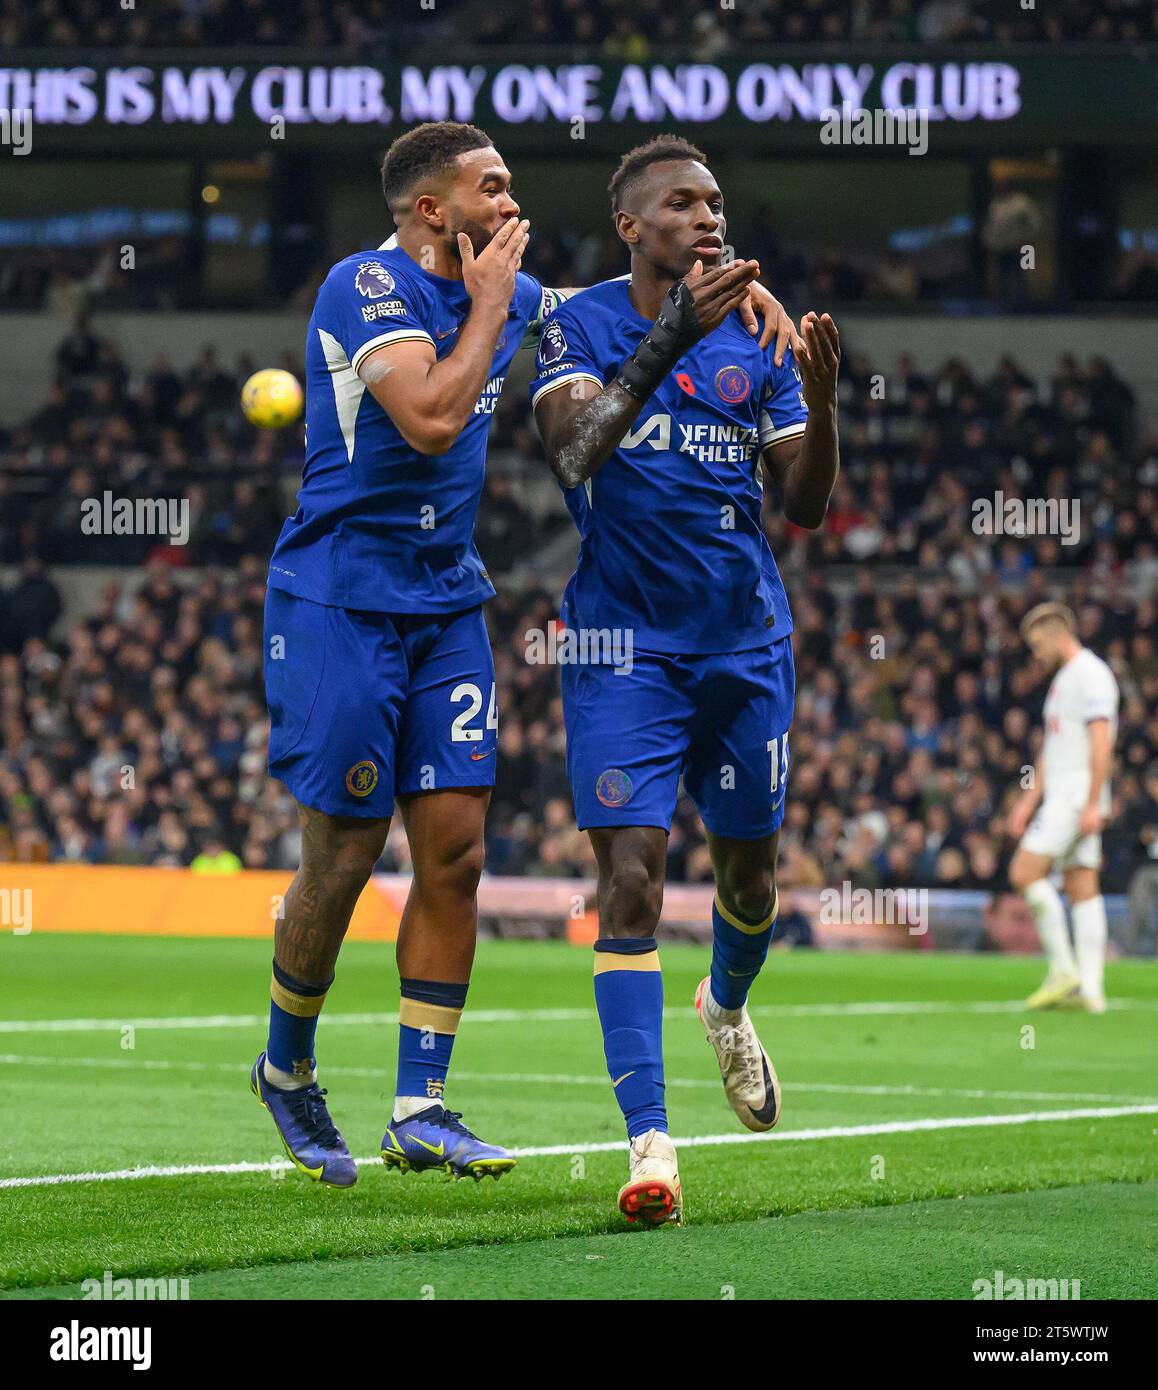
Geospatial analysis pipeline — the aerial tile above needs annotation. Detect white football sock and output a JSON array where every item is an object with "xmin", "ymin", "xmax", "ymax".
[
  {"xmin": 263, "ymin": 1056, "xmax": 316, "ymax": 1090},
  {"xmin": 1023, "ymin": 878, "xmax": 1077, "ymax": 977},
  {"xmin": 703, "ymin": 986, "xmax": 743, "ymax": 1026},
  {"xmin": 1072, "ymin": 896, "xmax": 1108, "ymax": 1002},
  {"xmin": 392, "ymin": 1095, "xmax": 444, "ymax": 1123}
]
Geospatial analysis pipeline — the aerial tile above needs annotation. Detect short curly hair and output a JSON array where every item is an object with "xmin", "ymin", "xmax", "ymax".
[
  {"xmin": 608, "ymin": 134, "xmax": 709, "ymax": 212},
  {"xmin": 380, "ymin": 121, "xmax": 494, "ymax": 211}
]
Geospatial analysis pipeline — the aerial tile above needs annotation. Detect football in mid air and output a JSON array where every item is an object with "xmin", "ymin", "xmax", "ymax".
[{"xmin": 241, "ymin": 368, "xmax": 303, "ymax": 428}]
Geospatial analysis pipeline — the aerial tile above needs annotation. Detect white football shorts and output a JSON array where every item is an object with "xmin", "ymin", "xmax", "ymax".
[{"xmin": 1021, "ymin": 796, "xmax": 1101, "ymax": 870}]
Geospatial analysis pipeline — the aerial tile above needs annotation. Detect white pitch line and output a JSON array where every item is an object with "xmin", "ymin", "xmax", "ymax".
[
  {"xmin": 456, "ymin": 1072, "xmax": 1158, "ymax": 1106},
  {"xmin": 0, "ymin": 1009, "xmax": 584, "ymax": 1034},
  {"xmin": 452, "ymin": 1073, "xmax": 1158, "ymax": 1107},
  {"xmin": 508, "ymin": 1105, "xmax": 1158, "ymax": 1159},
  {"xmin": 2, "ymin": 1104, "xmax": 1156, "ymax": 1191},
  {"xmin": 1, "ymin": 1053, "xmax": 1154, "ymax": 1108},
  {"xmin": 0, "ymin": 996, "xmax": 1153, "ymax": 1035}
]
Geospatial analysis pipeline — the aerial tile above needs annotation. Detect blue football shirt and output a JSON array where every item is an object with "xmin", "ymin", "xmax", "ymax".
[
  {"xmin": 529, "ymin": 277, "xmax": 808, "ymax": 655},
  {"xmin": 269, "ymin": 235, "xmax": 556, "ymax": 613}
]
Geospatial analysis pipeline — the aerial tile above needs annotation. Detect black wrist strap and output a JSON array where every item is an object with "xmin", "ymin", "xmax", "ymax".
[{"xmin": 615, "ymin": 280, "xmax": 703, "ymax": 401}]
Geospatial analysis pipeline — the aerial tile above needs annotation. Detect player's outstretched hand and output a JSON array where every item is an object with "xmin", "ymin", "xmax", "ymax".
[
  {"xmin": 459, "ymin": 216, "xmax": 531, "ymax": 314},
  {"xmin": 739, "ymin": 282, "xmax": 805, "ymax": 365},
  {"xmin": 796, "ymin": 311, "xmax": 841, "ymax": 409},
  {"xmin": 682, "ymin": 258, "xmax": 760, "ymax": 338}
]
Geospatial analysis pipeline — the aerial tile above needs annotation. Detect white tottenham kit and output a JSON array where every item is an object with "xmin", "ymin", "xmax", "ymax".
[{"xmin": 1023, "ymin": 647, "xmax": 1120, "ymax": 869}]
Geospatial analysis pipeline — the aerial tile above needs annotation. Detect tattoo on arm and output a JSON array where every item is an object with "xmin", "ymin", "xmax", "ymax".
[{"xmin": 548, "ymin": 384, "xmax": 642, "ymax": 490}]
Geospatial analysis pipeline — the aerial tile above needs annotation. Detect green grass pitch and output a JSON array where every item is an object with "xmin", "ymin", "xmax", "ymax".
[{"xmin": 1, "ymin": 932, "xmax": 1156, "ymax": 1299}]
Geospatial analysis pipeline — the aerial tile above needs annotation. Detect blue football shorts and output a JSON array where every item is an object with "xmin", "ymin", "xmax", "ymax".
[
  {"xmin": 562, "ymin": 636, "xmax": 794, "ymax": 840},
  {"xmin": 264, "ymin": 587, "xmax": 497, "ymax": 819}
]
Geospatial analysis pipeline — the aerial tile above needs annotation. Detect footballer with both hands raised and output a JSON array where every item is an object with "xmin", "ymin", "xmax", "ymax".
[
  {"xmin": 532, "ymin": 136, "xmax": 841, "ymax": 1226},
  {"xmin": 254, "ymin": 121, "xmax": 798, "ymax": 1190}
]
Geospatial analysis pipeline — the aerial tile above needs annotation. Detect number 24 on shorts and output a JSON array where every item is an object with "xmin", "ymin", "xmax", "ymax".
[{"xmin": 451, "ymin": 682, "xmax": 499, "ymax": 743}]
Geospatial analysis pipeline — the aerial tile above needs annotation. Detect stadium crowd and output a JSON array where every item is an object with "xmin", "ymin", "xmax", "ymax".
[
  {"xmin": 471, "ymin": 0, "xmax": 1157, "ymax": 48},
  {"xmin": 0, "ymin": 0, "xmax": 456, "ymax": 51},
  {"xmin": 1, "ymin": 555, "xmax": 1153, "ymax": 898},
  {"xmin": 0, "ymin": 319, "xmax": 1154, "ymax": 904},
  {"xmin": 2, "ymin": 0, "xmax": 1152, "ymax": 49},
  {"xmin": 11, "ymin": 186, "xmax": 1154, "ymax": 316},
  {"xmin": 0, "ymin": 321, "xmax": 303, "ymax": 568},
  {"xmin": 0, "ymin": 217, "xmax": 980, "ymax": 317},
  {"xmin": 2, "ymin": 317, "xmax": 1152, "ymax": 577}
]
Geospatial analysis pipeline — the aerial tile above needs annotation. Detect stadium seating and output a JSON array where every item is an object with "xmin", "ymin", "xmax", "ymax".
[{"xmin": 1, "ymin": 326, "xmax": 1152, "ymax": 901}]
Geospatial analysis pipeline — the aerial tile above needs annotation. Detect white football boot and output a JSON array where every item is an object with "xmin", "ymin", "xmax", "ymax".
[
  {"xmin": 1025, "ymin": 971, "xmax": 1080, "ymax": 1010},
  {"xmin": 617, "ymin": 1129, "xmax": 683, "ymax": 1227},
  {"xmin": 695, "ymin": 977, "xmax": 781, "ymax": 1132}
]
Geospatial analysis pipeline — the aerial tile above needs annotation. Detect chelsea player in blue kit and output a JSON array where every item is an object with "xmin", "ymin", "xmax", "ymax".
[
  {"xmin": 254, "ymin": 121, "xmax": 799, "ymax": 1189},
  {"xmin": 255, "ymin": 123, "xmax": 539, "ymax": 1184},
  {"xmin": 531, "ymin": 137, "xmax": 841, "ymax": 1225}
]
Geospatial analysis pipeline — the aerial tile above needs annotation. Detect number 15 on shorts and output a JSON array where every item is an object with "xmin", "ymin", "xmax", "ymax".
[{"xmin": 767, "ymin": 733, "xmax": 790, "ymax": 803}]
